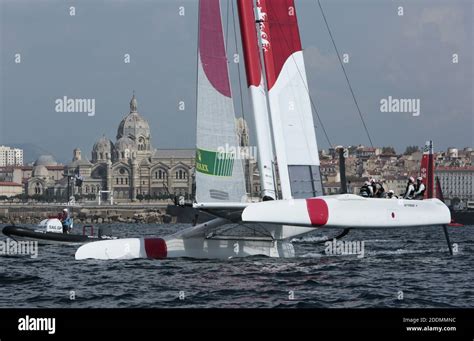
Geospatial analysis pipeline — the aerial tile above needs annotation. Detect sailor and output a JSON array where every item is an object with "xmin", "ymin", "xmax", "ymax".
[
  {"xmin": 413, "ymin": 176, "xmax": 426, "ymax": 200},
  {"xmin": 403, "ymin": 177, "xmax": 416, "ymax": 199},
  {"xmin": 60, "ymin": 208, "xmax": 72, "ymax": 234},
  {"xmin": 386, "ymin": 189, "xmax": 398, "ymax": 199},
  {"xmin": 359, "ymin": 181, "xmax": 373, "ymax": 197},
  {"xmin": 372, "ymin": 178, "xmax": 385, "ymax": 198}
]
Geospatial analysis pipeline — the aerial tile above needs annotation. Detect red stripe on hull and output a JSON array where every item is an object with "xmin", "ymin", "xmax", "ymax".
[
  {"xmin": 144, "ymin": 238, "xmax": 167, "ymax": 259},
  {"xmin": 306, "ymin": 198, "xmax": 329, "ymax": 226}
]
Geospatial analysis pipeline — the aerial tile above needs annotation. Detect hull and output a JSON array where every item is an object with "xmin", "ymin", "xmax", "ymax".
[
  {"xmin": 242, "ymin": 195, "xmax": 451, "ymax": 229},
  {"xmin": 75, "ymin": 235, "xmax": 295, "ymax": 260},
  {"xmin": 2, "ymin": 225, "xmax": 105, "ymax": 245}
]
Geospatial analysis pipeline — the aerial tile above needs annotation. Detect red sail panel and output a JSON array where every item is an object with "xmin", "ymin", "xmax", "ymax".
[
  {"xmin": 237, "ymin": 0, "xmax": 262, "ymax": 87},
  {"xmin": 199, "ymin": 0, "xmax": 231, "ymax": 97},
  {"xmin": 435, "ymin": 177, "xmax": 445, "ymax": 202},
  {"xmin": 257, "ymin": 0, "xmax": 303, "ymax": 90}
]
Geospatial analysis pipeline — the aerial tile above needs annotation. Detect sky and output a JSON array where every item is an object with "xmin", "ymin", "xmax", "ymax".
[{"xmin": 0, "ymin": 0, "xmax": 472, "ymax": 164}]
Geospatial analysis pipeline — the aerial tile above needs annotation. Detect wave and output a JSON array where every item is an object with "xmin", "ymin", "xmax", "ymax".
[
  {"xmin": 300, "ymin": 252, "xmax": 323, "ymax": 258},
  {"xmin": 366, "ymin": 248, "xmax": 450, "ymax": 256},
  {"xmin": 291, "ymin": 236, "xmax": 329, "ymax": 243}
]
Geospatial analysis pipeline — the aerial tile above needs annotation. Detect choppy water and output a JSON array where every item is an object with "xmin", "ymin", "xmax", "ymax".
[{"xmin": 0, "ymin": 223, "xmax": 473, "ymax": 308}]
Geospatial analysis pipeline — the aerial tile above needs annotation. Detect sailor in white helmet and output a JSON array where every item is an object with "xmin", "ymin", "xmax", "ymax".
[
  {"xmin": 403, "ymin": 176, "xmax": 416, "ymax": 199},
  {"xmin": 413, "ymin": 176, "xmax": 426, "ymax": 200},
  {"xmin": 386, "ymin": 189, "xmax": 398, "ymax": 199}
]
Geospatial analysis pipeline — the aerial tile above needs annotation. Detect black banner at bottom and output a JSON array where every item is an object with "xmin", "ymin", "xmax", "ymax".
[{"xmin": 0, "ymin": 308, "xmax": 472, "ymax": 338}]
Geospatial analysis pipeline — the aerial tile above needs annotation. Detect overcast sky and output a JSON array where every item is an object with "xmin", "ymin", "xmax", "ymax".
[{"xmin": 0, "ymin": 0, "xmax": 472, "ymax": 163}]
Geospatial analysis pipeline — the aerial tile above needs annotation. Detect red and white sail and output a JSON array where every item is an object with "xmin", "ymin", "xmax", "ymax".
[
  {"xmin": 195, "ymin": 0, "xmax": 247, "ymax": 204},
  {"xmin": 420, "ymin": 140, "xmax": 435, "ymax": 199},
  {"xmin": 237, "ymin": 0, "xmax": 276, "ymax": 200},
  {"xmin": 256, "ymin": 0, "xmax": 323, "ymax": 199}
]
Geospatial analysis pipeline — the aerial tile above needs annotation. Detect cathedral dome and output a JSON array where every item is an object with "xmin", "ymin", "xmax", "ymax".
[
  {"xmin": 32, "ymin": 165, "xmax": 49, "ymax": 178},
  {"xmin": 116, "ymin": 94, "xmax": 151, "ymax": 149},
  {"xmin": 34, "ymin": 155, "xmax": 57, "ymax": 167},
  {"xmin": 93, "ymin": 136, "xmax": 113, "ymax": 152},
  {"xmin": 114, "ymin": 136, "xmax": 136, "ymax": 161},
  {"xmin": 92, "ymin": 136, "xmax": 114, "ymax": 162},
  {"xmin": 115, "ymin": 136, "xmax": 136, "ymax": 151}
]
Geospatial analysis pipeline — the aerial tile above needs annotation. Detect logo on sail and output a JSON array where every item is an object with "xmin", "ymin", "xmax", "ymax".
[
  {"xmin": 196, "ymin": 148, "xmax": 235, "ymax": 177},
  {"xmin": 256, "ymin": 1, "xmax": 270, "ymax": 52}
]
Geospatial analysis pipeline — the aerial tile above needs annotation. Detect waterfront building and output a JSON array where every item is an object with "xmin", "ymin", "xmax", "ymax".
[
  {"xmin": 0, "ymin": 181, "xmax": 23, "ymax": 197},
  {"xmin": 66, "ymin": 94, "xmax": 195, "ymax": 202},
  {"xmin": 436, "ymin": 166, "xmax": 474, "ymax": 201},
  {"xmin": 0, "ymin": 146, "xmax": 23, "ymax": 167}
]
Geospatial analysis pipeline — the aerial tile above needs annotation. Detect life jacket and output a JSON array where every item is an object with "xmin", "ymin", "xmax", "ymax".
[
  {"xmin": 414, "ymin": 182, "xmax": 426, "ymax": 199},
  {"xmin": 359, "ymin": 185, "xmax": 371, "ymax": 197},
  {"xmin": 373, "ymin": 183, "xmax": 385, "ymax": 198},
  {"xmin": 404, "ymin": 183, "xmax": 415, "ymax": 199}
]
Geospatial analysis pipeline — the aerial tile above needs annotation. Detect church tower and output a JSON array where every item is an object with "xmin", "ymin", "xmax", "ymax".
[{"xmin": 115, "ymin": 93, "xmax": 152, "ymax": 163}]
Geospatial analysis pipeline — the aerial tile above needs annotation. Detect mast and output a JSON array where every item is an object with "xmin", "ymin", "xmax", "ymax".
[
  {"xmin": 237, "ymin": 0, "xmax": 276, "ymax": 201},
  {"xmin": 255, "ymin": 0, "xmax": 323, "ymax": 199},
  {"xmin": 338, "ymin": 147, "xmax": 347, "ymax": 194}
]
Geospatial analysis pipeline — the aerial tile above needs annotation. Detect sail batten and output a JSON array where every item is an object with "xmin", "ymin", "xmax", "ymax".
[{"xmin": 195, "ymin": 0, "xmax": 247, "ymax": 204}]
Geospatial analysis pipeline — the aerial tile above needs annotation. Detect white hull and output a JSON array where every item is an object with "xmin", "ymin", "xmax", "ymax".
[
  {"xmin": 242, "ymin": 194, "xmax": 451, "ymax": 228},
  {"xmin": 75, "ymin": 235, "xmax": 295, "ymax": 260}
]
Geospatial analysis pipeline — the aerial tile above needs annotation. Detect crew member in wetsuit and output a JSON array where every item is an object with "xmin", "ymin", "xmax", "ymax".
[
  {"xmin": 60, "ymin": 208, "xmax": 72, "ymax": 233},
  {"xmin": 372, "ymin": 179, "xmax": 385, "ymax": 198},
  {"xmin": 413, "ymin": 176, "xmax": 426, "ymax": 200},
  {"xmin": 359, "ymin": 181, "xmax": 373, "ymax": 197},
  {"xmin": 403, "ymin": 177, "xmax": 416, "ymax": 199}
]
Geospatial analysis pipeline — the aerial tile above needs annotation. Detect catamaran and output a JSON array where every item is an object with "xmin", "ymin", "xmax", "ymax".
[{"xmin": 75, "ymin": 0, "xmax": 451, "ymax": 260}]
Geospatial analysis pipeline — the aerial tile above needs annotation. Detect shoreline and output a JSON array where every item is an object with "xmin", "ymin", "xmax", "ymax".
[{"xmin": 0, "ymin": 203, "xmax": 175, "ymax": 225}]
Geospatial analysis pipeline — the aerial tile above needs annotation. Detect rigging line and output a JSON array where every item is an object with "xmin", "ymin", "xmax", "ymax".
[
  {"xmin": 225, "ymin": 0, "xmax": 231, "ymax": 51},
  {"xmin": 317, "ymin": 0, "xmax": 374, "ymax": 147},
  {"xmin": 231, "ymin": 0, "xmax": 254, "ymax": 197},
  {"xmin": 264, "ymin": 1, "xmax": 333, "ymax": 149}
]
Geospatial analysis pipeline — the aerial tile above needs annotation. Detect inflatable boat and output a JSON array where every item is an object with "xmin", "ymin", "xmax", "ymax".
[{"xmin": 2, "ymin": 218, "xmax": 115, "ymax": 245}]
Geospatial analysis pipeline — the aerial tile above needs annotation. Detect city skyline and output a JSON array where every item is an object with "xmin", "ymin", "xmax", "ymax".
[{"xmin": 0, "ymin": 0, "xmax": 472, "ymax": 163}]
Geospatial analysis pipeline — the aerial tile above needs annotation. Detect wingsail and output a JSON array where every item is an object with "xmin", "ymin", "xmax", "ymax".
[{"xmin": 256, "ymin": 0, "xmax": 323, "ymax": 199}]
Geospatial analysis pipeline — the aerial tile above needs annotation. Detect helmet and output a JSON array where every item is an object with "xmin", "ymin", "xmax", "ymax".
[
  {"xmin": 364, "ymin": 181, "xmax": 371, "ymax": 186},
  {"xmin": 63, "ymin": 208, "xmax": 68, "ymax": 212},
  {"xmin": 389, "ymin": 190, "xmax": 394, "ymax": 194},
  {"xmin": 370, "ymin": 178, "xmax": 376, "ymax": 183},
  {"xmin": 417, "ymin": 176, "xmax": 423, "ymax": 181},
  {"xmin": 409, "ymin": 176, "xmax": 415, "ymax": 183}
]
